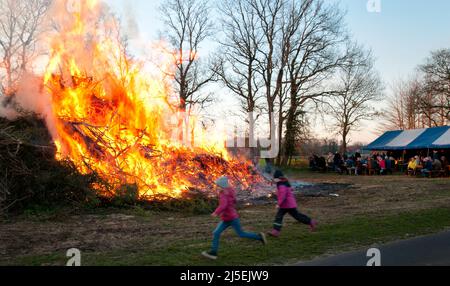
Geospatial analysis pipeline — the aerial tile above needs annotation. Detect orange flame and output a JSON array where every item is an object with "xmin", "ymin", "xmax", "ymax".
[{"xmin": 42, "ymin": 0, "xmax": 259, "ymax": 200}]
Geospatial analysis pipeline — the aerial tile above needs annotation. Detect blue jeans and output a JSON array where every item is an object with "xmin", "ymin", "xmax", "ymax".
[{"xmin": 211, "ymin": 219, "xmax": 261, "ymax": 254}]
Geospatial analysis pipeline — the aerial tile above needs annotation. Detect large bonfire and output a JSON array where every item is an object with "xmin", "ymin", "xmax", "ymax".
[{"xmin": 41, "ymin": 0, "xmax": 262, "ymax": 200}]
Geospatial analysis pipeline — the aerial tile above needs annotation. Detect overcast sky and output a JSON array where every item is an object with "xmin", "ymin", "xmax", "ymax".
[{"xmin": 105, "ymin": 0, "xmax": 450, "ymax": 144}]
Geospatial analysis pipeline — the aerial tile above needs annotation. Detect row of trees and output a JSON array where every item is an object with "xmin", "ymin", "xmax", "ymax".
[
  {"xmin": 384, "ymin": 49, "xmax": 450, "ymax": 131},
  {"xmin": 1, "ymin": 0, "xmax": 383, "ymax": 161},
  {"xmin": 161, "ymin": 0, "xmax": 383, "ymax": 162}
]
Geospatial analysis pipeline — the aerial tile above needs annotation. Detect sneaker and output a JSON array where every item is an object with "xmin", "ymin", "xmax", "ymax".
[
  {"xmin": 310, "ymin": 220, "xmax": 318, "ymax": 232},
  {"xmin": 268, "ymin": 229, "xmax": 280, "ymax": 238},
  {"xmin": 260, "ymin": 232, "xmax": 267, "ymax": 245},
  {"xmin": 201, "ymin": 251, "xmax": 218, "ymax": 260}
]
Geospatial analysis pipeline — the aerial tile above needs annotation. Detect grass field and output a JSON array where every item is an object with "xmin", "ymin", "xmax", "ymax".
[{"xmin": 1, "ymin": 171, "xmax": 450, "ymax": 266}]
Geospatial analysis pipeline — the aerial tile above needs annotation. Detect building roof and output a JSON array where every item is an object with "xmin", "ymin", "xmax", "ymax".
[{"xmin": 365, "ymin": 126, "xmax": 450, "ymax": 151}]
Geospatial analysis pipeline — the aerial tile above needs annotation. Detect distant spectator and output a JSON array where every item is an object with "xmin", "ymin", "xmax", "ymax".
[
  {"xmin": 346, "ymin": 157, "xmax": 355, "ymax": 168},
  {"xmin": 442, "ymin": 156, "xmax": 449, "ymax": 176},
  {"xmin": 415, "ymin": 156, "xmax": 421, "ymax": 166},
  {"xmin": 433, "ymin": 158, "xmax": 442, "ymax": 171},
  {"xmin": 309, "ymin": 156, "xmax": 316, "ymax": 171},
  {"xmin": 378, "ymin": 156, "xmax": 387, "ymax": 175},
  {"xmin": 372, "ymin": 152, "xmax": 378, "ymax": 161},
  {"xmin": 421, "ymin": 157, "xmax": 433, "ymax": 177},
  {"xmin": 358, "ymin": 157, "xmax": 367, "ymax": 175},
  {"xmin": 408, "ymin": 157, "xmax": 417, "ymax": 175},
  {"xmin": 385, "ymin": 157, "xmax": 393, "ymax": 175},
  {"xmin": 441, "ymin": 156, "xmax": 449, "ymax": 168},
  {"xmin": 345, "ymin": 157, "xmax": 355, "ymax": 175},
  {"xmin": 368, "ymin": 157, "xmax": 379, "ymax": 175},
  {"xmin": 318, "ymin": 156, "xmax": 327, "ymax": 172},
  {"xmin": 333, "ymin": 153, "xmax": 343, "ymax": 173},
  {"xmin": 327, "ymin": 153, "xmax": 334, "ymax": 169},
  {"xmin": 433, "ymin": 150, "xmax": 439, "ymax": 161}
]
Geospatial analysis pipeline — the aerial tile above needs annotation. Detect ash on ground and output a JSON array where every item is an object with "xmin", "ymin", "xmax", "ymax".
[{"xmin": 237, "ymin": 178, "xmax": 350, "ymax": 206}]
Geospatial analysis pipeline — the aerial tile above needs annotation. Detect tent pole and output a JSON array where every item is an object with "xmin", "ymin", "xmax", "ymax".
[{"xmin": 402, "ymin": 150, "xmax": 405, "ymax": 173}]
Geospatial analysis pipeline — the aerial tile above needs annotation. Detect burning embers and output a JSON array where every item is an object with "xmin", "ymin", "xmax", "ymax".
[{"xmin": 41, "ymin": 0, "xmax": 262, "ymax": 200}]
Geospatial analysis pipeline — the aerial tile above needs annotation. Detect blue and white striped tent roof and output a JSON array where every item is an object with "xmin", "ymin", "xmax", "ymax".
[{"xmin": 366, "ymin": 126, "xmax": 450, "ymax": 151}]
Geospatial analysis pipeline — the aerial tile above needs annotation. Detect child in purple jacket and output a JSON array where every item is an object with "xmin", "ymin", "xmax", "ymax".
[
  {"xmin": 269, "ymin": 170, "xmax": 318, "ymax": 237},
  {"xmin": 202, "ymin": 176, "xmax": 267, "ymax": 260}
]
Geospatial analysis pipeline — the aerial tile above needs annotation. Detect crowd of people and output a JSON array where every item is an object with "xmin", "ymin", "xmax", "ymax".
[
  {"xmin": 406, "ymin": 151, "xmax": 449, "ymax": 177},
  {"xmin": 309, "ymin": 150, "xmax": 450, "ymax": 177}
]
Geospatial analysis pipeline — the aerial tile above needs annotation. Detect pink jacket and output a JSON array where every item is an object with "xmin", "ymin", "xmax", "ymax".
[
  {"xmin": 277, "ymin": 184, "xmax": 298, "ymax": 209},
  {"xmin": 213, "ymin": 188, "xmax": 239, "ymax": 222}
]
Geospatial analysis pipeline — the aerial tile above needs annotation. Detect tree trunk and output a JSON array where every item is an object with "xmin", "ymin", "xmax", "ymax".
[
  {"xmin": 341, "ymin": 137, "xmax": 347, "ymax": 154},
  {"xmin": 283, "ymin": 99, "xmax": 297, "ymax": 166},
  {"xmin": 283, "ymin": 80, "xmax": 299, "ymax": 166},
  {"xmin": 341, "ymin": 129, "xmax": 348, "ymax": 154},
  {"xmin": 276, "ymin": 106, "xmax": 284, "ymax": 166}
]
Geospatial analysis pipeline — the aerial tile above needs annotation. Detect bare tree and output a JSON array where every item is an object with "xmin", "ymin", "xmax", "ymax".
[
  {"xmin": 0, "ymin": 0, "xmax": 51, "ymax": 96},
  {"xmin": 326, "ymin": 44, "xmax": 382, "ymax": 153},
  {"xmin": 419, "ymin": 48, "xmax": 450, "ymax": 124},
  {"xmin": 382, "ymin": 50, "xmax": 450, "ymax": 132},
  {"xmin": 282, "ymin": 0, "xmax": 348, "ymax": 165},
  {"xmin": 214, "ymin": 0, "xmax": 263, "ymax": 142},
  {"xmin": 160, "ymin": 0, "xmax": 216, "ymax": 114},
  {"xmin": 251, "ymin": 0, "xmax": 307, "ymax": 164},
  {"xmin": 383, "ymin": 78, "xmax": 422, "ymax": 130},
  {"xmin": 250, "ymin": 0, "xmax": 285, "ymax": 139}
]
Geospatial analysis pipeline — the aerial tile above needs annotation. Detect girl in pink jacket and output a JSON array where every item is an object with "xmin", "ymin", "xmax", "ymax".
[
  {"xmin": 202, "ymin": 176, "xmax": 267, "ymax": 260},
  {"xmin": 269, "ymin": 170, "xmax": 318, "ymax": 237}
]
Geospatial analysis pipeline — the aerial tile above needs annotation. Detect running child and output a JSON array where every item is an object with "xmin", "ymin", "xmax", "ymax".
[
  {"xmin": 269, "ymin": 170, "xmax": 318, "ymax": 237},
  {"xmin": 202, "ymin": 176, "xmax": 267, "ymax": 260}
]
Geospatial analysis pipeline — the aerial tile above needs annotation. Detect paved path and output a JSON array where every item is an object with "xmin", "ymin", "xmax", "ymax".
[{"xmin": 297, "ymin": 231, "xmax": 450, "ymax": 266}]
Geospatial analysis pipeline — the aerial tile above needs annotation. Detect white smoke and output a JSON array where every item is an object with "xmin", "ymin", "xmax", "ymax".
[{"xmin": 123, "ymin": 2, "xmax": 139, "ymax": 40}]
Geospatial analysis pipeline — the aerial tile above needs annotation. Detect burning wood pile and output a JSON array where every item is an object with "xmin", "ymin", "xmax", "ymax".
[{"xmin": 34, "ymin": 0, "xmax": 270, "ymax": 201}]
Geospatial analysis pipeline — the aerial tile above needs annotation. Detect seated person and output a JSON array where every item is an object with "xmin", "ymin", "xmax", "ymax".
[
  {"xmin": 355, "ymin": 158, "xmax": 363, "ymax": 175},
  {"xmin": 346, "ymin": 158, "xmax": 354, "ymax": 167},
  {"xmin": 407, "ymin": 157, "xmax": 417, "ymax": 175},
  {"xmin": 433, "ymin": 158, "xmax": 442, "ymax": 171},
  {"xmin": 378, "ymin": 157, "xmax": 386, "ymax": 175},
  {"xmin": 360, "ymin": 157, "xmax": 368, "ymax": 174},
  {"xmin": 327, "ymin": 153, "xmax": 335, "ymax": 169},
  {"xmin": 441, "ymin": 156, "xmax": 449, "ymax": 169},
  {"xmin": 442, "ymin": 156, "xmax": 450, "ymax": 176},
  {"xmin": 433, "ymin": 150, "xmax": 440, "ymax": 161},
  {"xmin": 421, "ymin": 157, "xmax": 433, "ymax": 176},
  {"xmin": 333, "ymin": 153, "xmax": 343, "ymax": 173},
  {"xmin": 318, "ymin": 157, "xmax": 327, "ymax": 172},
  {"xmin": 367, "ymin": 158, "xmax": 380, "ymax": 175},
  {"xmin": 309, "ymin": 156, "xmax": 317, "ymax": 171},
  {"xmin": 385, "ymin": 157, "xmax": 393, "ymax": 174}
]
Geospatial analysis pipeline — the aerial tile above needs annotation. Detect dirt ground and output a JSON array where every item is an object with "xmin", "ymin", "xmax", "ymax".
[{"xmin": 1, "ymin": 173, "xmax": 450, "ymax": 265}]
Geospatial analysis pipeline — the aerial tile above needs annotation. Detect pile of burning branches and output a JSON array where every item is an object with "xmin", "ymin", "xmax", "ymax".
[
  {"xmin": 45, "ymin": 69, "xmax": 266, "ymax": 200},
  {"xmin": 0, "ymin": 115, "xmax": 98, "ymax": 214},
  {"xmin": 60, "ymin": 116, "xmax": 263, "ymax": 200}
]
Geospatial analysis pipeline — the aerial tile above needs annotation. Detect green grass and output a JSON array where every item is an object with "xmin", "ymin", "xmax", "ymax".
[{"xmin": 8, "ymin": 207, "xmax": 450, "ymax": 266}]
